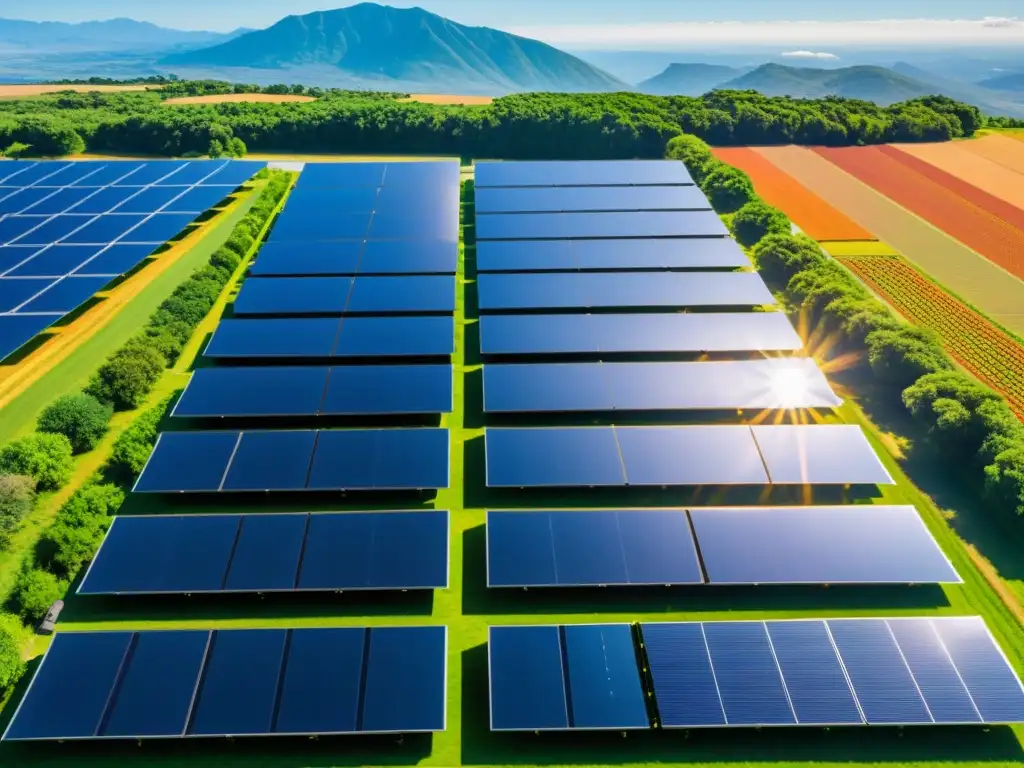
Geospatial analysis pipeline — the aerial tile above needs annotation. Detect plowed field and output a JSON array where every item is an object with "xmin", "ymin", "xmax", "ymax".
[
  {"xmin": 713, "ymin": 147, "xmax": 873, "ymax": 240},
  {"xmin": 814, "ymin": 146, "xmax": 1024, "ymax": 280},
  {"xmin": 892, "ymin": 142, "xmax": 1024, "ymax": 213},
  {"xmin": 960, "ymin": 134, "xmax": 1024, "ymax": 175},
  {"xmin": 840, "ymin": 256, "xmax": 1024, "ymax": 417}
]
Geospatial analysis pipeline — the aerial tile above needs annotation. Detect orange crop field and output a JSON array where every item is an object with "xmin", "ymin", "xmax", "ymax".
[
  {"xmin": 892, "ymin": 142, "xmax": 1024, "ymax": 212},
  {"xmin": 400, "ymin": 94, "xmax": 493, "ymax": 105},
  {"xmin": 713, "ymin": 147, "xmax": 873, "ymax": 240},
  {"xmin": 961, "ymin": 134, "xmax": 1024, "ymax": 175},
  {"xmin": 840, "ymin": 255, "xmax": 1024, "ymax": 418},
  {"xmin": 0, "ymin": 84, "xmax": 150, "ymax": 97},
  {"xmin": 814, "ymin": 146, "xmax": 1024, "ymax": 281},
  {"xmin": 163, "ymin": 94, "xmax": 317, "ymax": 105},
  {"xmin": 878, "ymin": 145, "xmax": 1024, "ymax": 232}
]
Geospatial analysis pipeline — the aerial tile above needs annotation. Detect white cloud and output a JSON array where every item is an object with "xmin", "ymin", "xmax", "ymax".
[
  {"xmin": 509, "ymin": 18, "xmax": 1024, "ymax": 49},
  {"xmin": 781, "ymin": 50, "xmax": 839, "ymax": 60}
]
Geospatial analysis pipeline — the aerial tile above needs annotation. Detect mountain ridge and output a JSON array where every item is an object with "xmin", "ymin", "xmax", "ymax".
[{"xmin": 0, "ymin": 17, "xmax": 244, "ymax": 51}]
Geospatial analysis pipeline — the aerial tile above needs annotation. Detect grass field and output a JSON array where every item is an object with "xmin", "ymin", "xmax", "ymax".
[
  {"xmin": 3, "ymin": 193, "xmax": 1024, "ymax": 768},
  {"xmin": 400, "ymin": 94, "xmax": 494, "ymax": 105},
  {"xmin": 163, "ymin": 94, "xmax": 317, "ymax": 105}
]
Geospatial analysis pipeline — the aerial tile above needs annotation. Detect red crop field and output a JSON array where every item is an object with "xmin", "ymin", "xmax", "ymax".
[
  {"xmin": 713, "ymin": 147, "xmax": 873, "ymax": 240},
  {"xmin": 840, "ymin": 255, "xmax": 1024, "ymax": 417},
  {"xmin": 816, "ymin": 146, "xmax": 1024, "ymax": 281}
]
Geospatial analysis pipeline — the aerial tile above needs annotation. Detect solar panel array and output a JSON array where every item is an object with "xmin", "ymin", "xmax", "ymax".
[
  {"xmin": 4, "ymin": 626, "xmax": 447, "ymax": 740},
  {"xmin": 489, "ymin": 618, "xmax": 1024, "ymax": 730},
  {"xmin": 486, "ymin": 507, "xmax": 960, "ymax": 587},
  {"xmin": 0, "ymin": 159, "xmax": 265, "ymax": 360}
]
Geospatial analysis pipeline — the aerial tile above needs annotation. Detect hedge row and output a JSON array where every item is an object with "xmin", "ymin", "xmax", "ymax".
[
  {"xmin": 85, "ymin": 170, "xmax": 290, "ymax": 410},
  {"xmin": 667, "ymin": 135, "xmax": 1024, "ymax": 519}
]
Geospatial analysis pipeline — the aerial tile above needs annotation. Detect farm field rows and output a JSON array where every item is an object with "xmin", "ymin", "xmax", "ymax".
[
  {"xmin": 961, "ymin": 134, "xmax": 1024, "ymax": 174},
  {"xmin": 892, "ymin": 141, "xmax": 1024, "ymax": 212}
]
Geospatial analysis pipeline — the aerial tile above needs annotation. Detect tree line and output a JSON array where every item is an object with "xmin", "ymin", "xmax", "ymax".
[{"xmin": 0, "ymin": 84, "xmax": 990, "ymax": 158}]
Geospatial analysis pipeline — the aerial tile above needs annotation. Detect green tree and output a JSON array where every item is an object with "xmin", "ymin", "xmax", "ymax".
[
  {"xmin": 0, "ymin": 434, "xmax": 73, "ymax": 492},
  {"xmin": 0, "ymin": 475, "xmax": 35, "ymax": 549},
  {"xmin": 701, "ymin": 162, "xmax": 756, "ymax": 213},
  {"xmin": 12, "ymin": 569, "xmax": 66, "ymax": 623},
  {"xmin": 2, "ymin": 141, "xmax": 30, "ymax": 158},
  {"xmin": 730, "ymin": 200, "xmax": 791, "ymax": 247},
  {"xmin": 36, "ymin": 392, "xmax": 113, "ymax": 454},
  {"xmin": 85, "ymin": 342, "xmax": 166, "ymax": 410},
  {"xmin": 0, "ymin": 614, "xmax": 26, "ymax": 691}
]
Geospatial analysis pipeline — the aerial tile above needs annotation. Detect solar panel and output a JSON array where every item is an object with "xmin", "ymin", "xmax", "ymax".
[
  {"xmin": 250, "ymin": 240, "xmax": 457, "ymax": 276},
  {"xmin": 346, "ymin": 276, "xmax": 456, "ymax": 313},
  {"xmin": 5, "ymin": 245, "xmax": 104, "ymax": 277},
  {"xmin": 368, "ymin": 210, "xmax": 458, "ymax": 242},
  {"xmin": 0, "ymin": 313, "xmax": 59, "ymax": 359},
  {"xmin": 73, "ymin": 243, "xmax": 158, "ymax": 276},
  {"xmin": 475, "ymin": 160, "xmax": 694, "ymax": 188},
  {"xmin": 78, "ymin": 510, "xmax": 450, "ymax": 594},
  {"xmin": 618, "ymin": 426, "xmax": 769, "ymax": 485},
  {"xmin": 477, "ymin": 272, "xmax": 774, "ymax": 310},
  {"xmin": 298, "ymin": 162, "xmax": 388, "ymax": 188},
  {"xmin": 361, "ymin": 626, "xmax": 448, "ymax": 733},
  {"xmin": 19, "ymin": 275, "xmax": 112, "ymax": 313},
  {"xmin": 359, "ymin": 240, "xmax": 458, "ymax": 275},
  {"xmin": 751, "ymin": 424, "xmax": 895, "ymax": 485},
  {"xmin": 134, "ymin": 429, "xmax": 450, "ymax": 493},
  {"xmin": 479, "ymin": 312, "xmax": 803, "ymax": 355},
  {"xmin": 333, "ymin": 316, "xmax": 455, "ymax": 358},
  {"xmin": 270, "ymin": 211, "xmax": 372, "ymax": 241},
  {"xmin": 689, "ymin": 506, "xmax": 960, "ymax": 584},
  {"xmin": 476, "ymin": 211, "xmax": 729, "ymax": 240},
  {"xmin": 486, "ymin": 510, "xmax": 703, "ymax": 587},
  {"xmin": 483, "ymin": 359, "xmax": 840, "ymax": 412},
  {"xmin": 486, "ymin": 427, "xmax": 626, "ymax": 487},
  {"xmin": 233, "ymin": 275, "xmax": 456, "ymax": 316},
  {"xmin": 120, "ymin": 213, "xmax": 198, "ymax": 244},
  {"xmin": 476, "ymin": 185, "xmax": 710, "ymax": 213},
  {"xmin": 476, "ymin": 237, "xmax": 750, "ymax": 272}
]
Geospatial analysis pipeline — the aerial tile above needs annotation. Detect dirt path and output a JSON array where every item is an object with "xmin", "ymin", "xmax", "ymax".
[
  {"xmin": 755, "ymin": 145, "xmax": 1024, "ymax": 335},
  {"xmin": 891, "ymin": 141, "xmax": 1024, "ymax": 213},
  {"xmin": 960, "ymin": 134, "xmax": 1024, "ymax": 175}
]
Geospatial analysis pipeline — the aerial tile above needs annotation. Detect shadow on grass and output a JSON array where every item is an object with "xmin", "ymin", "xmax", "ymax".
[
  {"xmin": 459, "ymin": 644, "xmax": 1023, "ymax": 765},
  {"xmin": 459, "ymin": 525, "xmax": 948, "ymax": 615}
]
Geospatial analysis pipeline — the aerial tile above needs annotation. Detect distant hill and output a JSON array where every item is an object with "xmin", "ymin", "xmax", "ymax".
[
  {"xmin": 977, "ymin": 72, "xmax": 1024, "ymax": 92},
  {"xmin": 638, "ymin": 63, "xmax": 747, "ymax": 96},
  {"xmin": 717, "ymin": 63, "xmax": 934, "ymax": 103},
  {"xmin": 0, "ymin": 17, "xmax": 242, "ymax": 52},
  {"xmin": 163, "ymin": 3, "xmax": 626, "ymax": 94}
]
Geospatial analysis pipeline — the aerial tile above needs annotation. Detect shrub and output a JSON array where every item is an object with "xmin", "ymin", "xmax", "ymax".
[
  {"xmin": 665, "ymin": 134, "xmax": 715, "ymax": 182},
  {"xmin": 984, "ymin": 447, "xmax": 1024, "ymax": 516},
  {"xmin": 0, "ymin": 614, "xmax": 26, "ymax": 691},
  {"xmin": 36, "ymin": 392, "xmax": 113, "ymax": 454},
  {"xmin": 752, "ymin": 233, "xmax": 828, "ymax": 286},
  {"xmin": 865, "ymin": 327, "xmax": 952, "ymax": 390},
  {"xmin": 730, "ymin": 200, "xmax": 791, "ymax": 247},
  {"xmin": 109, "ymin": 395, "xmax": 174, "ymax": 480},
  {"xmin": 209, "ymin": 246, "xmax": 242, "ymax": 274},
  {"xmin": 12, "ymin": 569, "xmax": 66, "ymax": 623},
  {"xmin": 0, "ymin": 475, "xmax": 35, "ymax": 548},
  {"xmin": 224, "ymin": 231, "xmax": 254, "ymax": 257},
  {"xmin": 38, "ymin": 518, "xmax": 110, "ymax": 578},
  {"xmin": 85, "ymin": 341, "xmax": 166, "ymax": 410},
  {"xmin": 701, "ymin": 162, "xmax": 756, "ymax": 213},
  {"xmin": 0, "ymin": 434, "xmax": 73, "ymax": 492}
]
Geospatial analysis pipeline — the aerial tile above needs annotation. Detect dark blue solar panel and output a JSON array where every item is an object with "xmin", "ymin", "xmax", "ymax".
[
  {"xmin": 0, "ymin": 215, "xmax": 49, "ymax": 243},
  {"xmin": 250, "ymin": 241, "xmax": 363, "ymax": 276},
  {"xmin": 702, "ymin": 622, "xmax": 796, "ymax": 725},
  {"xmin": 374, "ymin": 185, "xmax": 459, "ymax": 218},
  {"xmin": 70, "ymin": 163, "xmax": 145, "ymax": 187},
  {"xmin": 484, "ymin": 364, "xmax": 613, "ymax": 412},
  {"xmin": 752, "ymin": 425, "xmax": 894, "ymax": 485},
  {"xmin": 174, "ymin": 366, "xmax": 329, "ymax": 418},
  {"xmin": 476, "ymin": 185, "xmax": 709, "ymax": 213},
  {"xmin": 640, "ymin": 623, "xmax": 727, "ymax": 727},
  {"xmin": 101, "ymin": 631, "xmax": 208, "ymax": 738},
  {"xmin": 161, "ymin": 185, "xmax": 234, "ymax": 213},
  {"xmin": 72, "ymin": 243, "xmax": 156, "ymax": 275},
  {"xmin": 489, "ymin": 626, "xmax": 569, "ymax": 731},
  {"xmin": 159, "ymin": 161, "xmax": 225, "ymax": 186},
  {"xmin": 332, "ymin": 316, "xmax": 454, "ymax": 358},
  {"xmin": 474, "ymin": 160, "xmax": 693, "ymax": 188},
  {"xmin": 224, "ymin": 514, "xmax": 307, "ymax": 592},
  {"xmin": 204, "ymin": 318, "xmax": 341, "ymax": 359},
  {"xmin": 113, "ymin": 162, "xmax": 188, "ymax": 186},
  {"xmin": 198, "ymin": 161, "xmax": 265, "ymax": 187},
  {"xmin": 112, "ymin": 186, "xmax": 187, "ymax": 214},
  {"xmin": 827, "ymin": 619, "xmax": 932, "ymax": 724},
  {"xmin": 382, "ymin": 161, "xmax": 460, "ymax": 187},
  {"xmin": 233, "ymin": 276, "xmax": 352, "ymax": 315},
  {"xmin": 6, "ymin": 245, "xmax": 104, "ymax": 277},
  {"xmin": 0, "ymin": 246, "xmax": 39, "ymax": 273},
  {"xmin": 271, "ymin": 212, "xmax": 371, "ymax": 241},
  {"xmin": 307, "ymin": 429, "xmax": 448, "ymax": 490},
  {"xmin": 275, "ymin": 627, "xmax": 365, "ymax": 734},
  {"xmin": 476, "ymin": 211, "xmax": 728, "ymax": 240},
  {"xmin": 20, "ymin": 187, "xmax": 96, "ymax": 215},
  {"xmin": 0, "ymin": 188, "xmax": 59, "ymax": 215},
  {"xmin": 121, "ymin": 213, "xmax": 197, "ymax": 244},
  {"xmin": 932, "ymin": 617, "xmax": 1024, "ymax": 723},
  {"xmin": 19, "ymin": 275, "xmax": 111, "ymax": 313},
  {"xmin": 62, "ymin": 214, "xmax": 147, "ymax": 244},
  {"xmin": 886, "ymin": 619, "xmax": 981, "ymax": 724},
  {"xmin": 189, "ymin": 629, "xmax": 287, "ymax": 736},
  {"xmin": 133, "ymin": 431, "xmax": 238, "ymax": 493},
  {"xmin": 14, "ymin": 215, "xmax": 96, "ymax": 246},
  {"xmin": 551, "ymin": 512, "xmax": 625, "ymax": 584},
  {"xmin": 220, "ymin": 430, "xmax": 317, "ymax": 491},
  {"xmin": 478, "ymin": 238, "xmax": 749, "ymax": 273},
  {"xmin": 486, "ymin": 428, "xmax": 625, "ymax": 487},
  {"xmin": 4, "ymin": 162, "xmax": 70, "ymax": 187},
  {"xmin": 0, "ymin": 277, "xmax": 53, "ymax": 311},
  {"xmin": 367, "ymin": 211, "xmax": 458, "ymax": 242},
  {"xmin": 0, "ymin": 313, "xmax": 57, "ymax": 360},
  {"xmin": 486, "ymin": 512, "xmax": 557, "ymax": 587},
  {"xmin": 690, "ymin": 506, "xmax": 960, "ymax": 585},
  {"xmin": 3, "ymin": 631, "xmax": 131, "ymax": 740},
  {"xmin": 477, "ymin": 240, "xmax": 575, "ymax": 272},
  {"xmin": 285, "ymin": 186, "xmax": 380, "ymax": 213},
  {"xmin": 764, "ymin": 621, "xmax": 863, "ymax": 725},
  {"xmin": 321, "ymin": 364, "xmax": 452, "ymax": 414},
  {"xmin": 480, "ymin": 314, "xmax": 599, "ymax": 355},
  {"xmin": 361, "ymin": 626, "xmax": 447, "ymax": 733},
  {"xmin": 617, "ymin": 426, "xmax": 768, "ymax": 486},
  {"xmin": 619, "ymin": 510, "xmax": 704, "ymax": 585},
  {"xmin": 70, "ymin": 186, "xmax": 140, "ymax": 215},
  {"xmin": 563, "ymin": 624, "xmax": 648, "ymax": 729},
  {"xmin": 346, "ymin": 276, "xmax": 455, "ymax": 313},
  {"xmin": 299, "ymin": 162, "xmax": 387, "ymax": 188},
  {"xmin": 48, "ymin": 163, "xmax": 110, "ymax": 186}
]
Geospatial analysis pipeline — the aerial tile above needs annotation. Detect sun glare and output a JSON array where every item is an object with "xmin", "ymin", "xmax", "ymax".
[{"xmin": 768, "ymin": 364, "xmax": 813, "ymax": 409}]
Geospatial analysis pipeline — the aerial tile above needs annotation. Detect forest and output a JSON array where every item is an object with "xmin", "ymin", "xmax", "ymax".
[{"xmin": 0, "ymin": 82, "xmax": 987, "ymax": 158}]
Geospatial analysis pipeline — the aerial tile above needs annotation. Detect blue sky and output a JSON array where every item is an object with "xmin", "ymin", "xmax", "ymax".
[{"xmin": 10, "ymin": 0, "xmax": 1024, "ymax": 41}]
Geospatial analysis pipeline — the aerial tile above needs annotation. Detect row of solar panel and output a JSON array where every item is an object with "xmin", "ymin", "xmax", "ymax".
[
  {"xmin": 0, "ymin": 212, "xmax": 210, "ymax": 247},
  {"xmin": 1, "ymin": 275, "xmax": 116, "ymax": 314},
  {"xmin": 0, "ymin": 160, "xmax": 265, "ymax": 192},
  {"xmin": 479, "ymin": 312, "xmax": 802, "ymax": 355},
  {"xmin": 250, "ymin": 240, "xmax": 457, "ymax": 276},
  {"xmin": 79, "ymin": 510, "xmax": 449, "ymax": 595},
  {"xmin": 0, "ymin": 184, "xmax": 237, "ymax": 219},
  {"xmin": 475, "ymin": 160, "xmax": 694, "ymax": 188},
  {"xmin": 485, "ymin": 424, "xmax": 893, "ymax": 487},
  {"xmin": 476, "ymin": 271, "xmax": 774, "ymax": 311},
  {"xmin": 4, "ymin": 626, "xmax": 446, "ymax": 741},
  {"xmin": 476, "ymin": 210, "xmax": 729, "ymax": 241},
  {"xmin": 475, "ymin": 184, "xmax": 711, "ymax": 213},
  {"xmin": 483, "ymin": 359, "xmax": 841, "ymax": 412},
  {"xmin": 0, "ymin": 243, "xmax": 174, "ymax": 279},
  {"xmin": 486, "ymin": 507, "xmax": 958, "ymax": 587},
  {"xmin": 174, "ymin": 364, "xmax": 453, "ymax": 418},
  {"xmin": 134, "ymin": 428, "xmax": 449, "ymax": 493},
  {"xmin": 285, "ymin": 184, "xmax": 459, "ymax": 216},
  {"xmin": 234, "ymin": 275, "xmax": 456, "ymax": 315},
  {"xmin": 268, "ymin": 208, "xmax": 458, "ymax": 243},
  {"xmin": 476, "ymin": 237, "xmax": 749, "ymax": 272},
  {"xmin": 295, "ymin": 161, "xmax": 459, "ymax": 190},
  {"xmin": 205, "ymin": 316, "xmax": 454, "ymax": 359},
  {"xmin": 489, "ymin": 618, "xmax": 1024, "ymax": 731}
]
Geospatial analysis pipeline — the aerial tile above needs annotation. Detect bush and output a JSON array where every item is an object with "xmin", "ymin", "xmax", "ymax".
[
  {"xmin": 0, "ymin": 475, "xmax": 35, "ymax": 549},
  {"xmin": 85, "ymin": 341, "xmax": 166, "ymax": 410},
  {"xmin": 701, "ymin": 162, "xmax": 756, "ymax": 213},
  {"xmin": 209, "ymin": 246, "xmax": 241, "ymax": 274},
  {"xmin": 109, "ymin": 395, "xmax": 174, "ymax": 480},
  {"xmin": 12, "ymin": 569, "xmax": 66, "ymax": 623},
  {"xmin": 0, "ymin": 614, "xmax": 26, "ymax": 691},
  {"xmin": 865, "ymin": 327, "xmax": 952, "ymax": 390},
  {"xmin": 730, "ymin": 200, "xmax": 791, "ymax": 247},
  {"xmin": 36, "ymin": 392, "xmax": 113, "ymax": 454},
  {"xmin": 0, "ymin": 434, "xmax": 73, "ymax": 492},
  {"xmin": 752, "ymin": 233, "xmax": 828, "ymax": 286},
  {"xmin": 38, "ymin": 518, "xmax": 110, "ymax": 578},
  {"xmin": 984, "ymin": 447, "xmax": 1024, "ymax": 516},
  {"xmin": 224, "ymin": 231, "xmax": 254, "ymax": 257},
  {"xmin": 665, "ymin": 134, "xmax": 715, "ymax": 182}
]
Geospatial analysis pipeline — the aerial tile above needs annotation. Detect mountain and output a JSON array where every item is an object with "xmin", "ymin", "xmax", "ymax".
[
  {"xmin": 0, "ymin": 17, "xmax": 243, "ymax": 52},
  {"xmin": 977, "ymin": 72, "xmax": 1024, "ymax": 92},
  {"xmin": 162, "ymin": 3, "xmax": 626, "ymax": 93},
  {"xmin": 890, "ymin": 62, "xmax": 1024, "ymax": 116},
  {"xmin": 638, "ymin": 64, "xmax": 747, "ymax": 96},
  {"xmin": 717, "ymin": 63, "xmax": 936, "ymax": 103}
]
